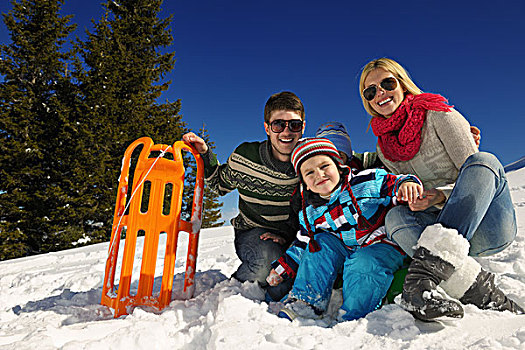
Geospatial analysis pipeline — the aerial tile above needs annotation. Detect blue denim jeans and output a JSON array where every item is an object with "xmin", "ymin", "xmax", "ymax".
[
  {"xmin": 290, "ymin": 233, "xmax": 404, "ymax": 321},
  {"xmin": 386, "ymin": 152, "xmax": 517, "ymax": 257},
  {"xmin": 232, "ymin": 227, "xmax": 293, "ymax": 301}
]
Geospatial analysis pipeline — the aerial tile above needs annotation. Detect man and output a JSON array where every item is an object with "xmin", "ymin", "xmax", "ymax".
[{"xmin": 182, "ymin": 91, "xmax": 305, "ymax": 301}]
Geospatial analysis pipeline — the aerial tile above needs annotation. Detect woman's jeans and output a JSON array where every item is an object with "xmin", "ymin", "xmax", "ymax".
[
  {"xmin": 290, "ymin": 233, "xmax": 404, "ymax": 321},
  {"xmin": 232, "ymin": 227, "xmax": 293, "ymax": 301},
  {"xmin": 386, "ymin": 152, "xmax": 517, "ymax": 257}
]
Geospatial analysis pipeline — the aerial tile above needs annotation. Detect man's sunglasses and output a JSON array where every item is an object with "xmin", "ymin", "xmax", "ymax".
[
  {"xmin": 268, "ymin": 119, "xmax": 303, "ymax": 133},
  {"xmin": 362, "ymin": 77, "xmax": 398, "ymax": 101}
]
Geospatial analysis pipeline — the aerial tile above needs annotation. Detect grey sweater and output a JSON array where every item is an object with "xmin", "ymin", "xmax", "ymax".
[{"xmin": 377, "ymin": 108, "xmax": 478, "ymax": 207}]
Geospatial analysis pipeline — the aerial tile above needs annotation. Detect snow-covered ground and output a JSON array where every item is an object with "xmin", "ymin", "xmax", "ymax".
[{"xmin": 1, "ymin": 168, "xmax": 525, "ymax": 350}]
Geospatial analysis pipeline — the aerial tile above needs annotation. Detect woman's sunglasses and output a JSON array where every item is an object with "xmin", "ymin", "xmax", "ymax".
[
  {"xmin": 362, "ymin": 77, "xmax": 398, "ymax": 101},
  {"xmin": 269, "ymin": 119, "xmax": 304, "ymax": 133}
]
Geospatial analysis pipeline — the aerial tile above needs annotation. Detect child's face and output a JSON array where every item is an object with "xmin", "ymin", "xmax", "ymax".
[{"xmin": 300, "ymin": 155, "xmax": 341, "ymax": 197}]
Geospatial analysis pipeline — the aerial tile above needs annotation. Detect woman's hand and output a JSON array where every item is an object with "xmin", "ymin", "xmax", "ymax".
[
  {"xmin": 470, "ymin": 126, "xmax": 481, "ymax": 148},
  {"xmin": 266, "ymin": 269, "xmax": 283, "ymax": 286},
  {"xmin": 408, "ymin": 188, "xmax": 446, "ymax": 211},
  {"xmin": 182, "ymin": 132, "xmax": 209, "ymax": 154},
  {"xmin": 260, "ymin": 232, "xmax": 286, "ymax": 245},
  {"xmin": 397, "ymin": 181, "xmax": 424, "ymax": 204}
]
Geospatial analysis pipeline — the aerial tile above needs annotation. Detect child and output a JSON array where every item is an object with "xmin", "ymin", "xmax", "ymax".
[
  {"xmin": 315, "ymin": 121, "xmax": 409, "ymax": 303},
  {"xmin": 267, "ymin": 137, "xmax": 423, "ymax": 321}
]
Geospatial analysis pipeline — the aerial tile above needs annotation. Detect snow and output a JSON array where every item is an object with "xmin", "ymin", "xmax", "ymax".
[{"xmin": 1, "ymin": 169, "xmax": 525, "ymax": 349}]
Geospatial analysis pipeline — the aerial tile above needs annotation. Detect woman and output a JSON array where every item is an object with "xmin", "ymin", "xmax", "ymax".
[{"xmin": 359, "ymin": 58, "xmax": 522, "ymax": 321}]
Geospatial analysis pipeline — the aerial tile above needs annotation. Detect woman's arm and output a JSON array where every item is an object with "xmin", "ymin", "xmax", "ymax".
[
  {"xmin": 430, "ymin": 109, "xmax": 478, "ymax": 170},
  {"xmin": 409, "ymin": 109, "xmax": 478, "ymax": 210}
]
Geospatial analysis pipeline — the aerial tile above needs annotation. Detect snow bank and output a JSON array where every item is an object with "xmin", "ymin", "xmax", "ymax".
[{"xmin": 1, "ymin": 171, "xmax": 525, "ymax": 349}]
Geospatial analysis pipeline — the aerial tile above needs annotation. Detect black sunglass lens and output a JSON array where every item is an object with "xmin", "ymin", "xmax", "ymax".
[
  {"xmin": 288, "ymin": 121, "xmax": 303, "ymax": 132},
  {"xmin": 270, "ymin": 120, "xmax": 286, "ymax": 132},
  {"xmin": 363, "ymin": 86, "xmax": 377, "ymax": 101},
  {"xmin": 381, "ymin": 77, "xmax": 398, "ymax": 91}
]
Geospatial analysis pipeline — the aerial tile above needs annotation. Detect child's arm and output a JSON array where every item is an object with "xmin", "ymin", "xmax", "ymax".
[
  {"xmin": 266, "ymin": 229, "xmax": 310, "ymax": 285},
  {"xmin": 397, "ymin": 181, "xmax": 424, "ymax": 204},
  {"xmin": 375, "ymin": 169, "xmax": 436, "ymax": 211},
  {"xmin": 396, "ymin": 176, "xmax": 446, "ymax": 211}
]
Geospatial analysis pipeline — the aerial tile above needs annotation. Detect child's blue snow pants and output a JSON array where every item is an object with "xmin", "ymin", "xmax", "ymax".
[{"xmin": 289, "ymin": 232, "xmax": 404, "ymax": 321}]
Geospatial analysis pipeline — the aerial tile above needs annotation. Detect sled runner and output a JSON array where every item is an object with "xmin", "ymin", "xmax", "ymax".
[{"xmin": 101, "ymin": 137, "xmax": 204, "ymax": 318}]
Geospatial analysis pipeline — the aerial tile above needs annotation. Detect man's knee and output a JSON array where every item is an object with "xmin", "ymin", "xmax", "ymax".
[
  {"xmin": 236, "ymin": 229, "xmax": 285, "ymax": 262},
  {"xmin": 234, "ymin": 232, "xmax": 286, "ymax": 283},
  {"xmin": 233, "ymin": 256, "xmax": 271, "ymax": 283}
]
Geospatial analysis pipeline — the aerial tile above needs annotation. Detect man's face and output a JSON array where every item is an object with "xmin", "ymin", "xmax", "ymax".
[{"xmin": 264, "ymin": 110, "xmax": 305, "ymax": 162}]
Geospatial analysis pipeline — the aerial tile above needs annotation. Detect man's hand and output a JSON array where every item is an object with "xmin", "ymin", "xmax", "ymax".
[
  {"xmin": 260, "ymin": 232, "xmax": 286, "ymax": 245},
  {"xmin": 397, "ymin": 181, "xmax": 424, "ymax": 204},
  {"xmin": 470, "ymin": 126, "xmax": 481, "ymax": 148},
  {"xmin": 266, "ymin": 269, "xmax": 283, "ymax": 286},
  {"xmin": 182, "ymin": 132, "xmax": 209, "ymax": 154},
  {"xmin": 408, "ymin": 188, "xmax": 446, "ymax": 211}
]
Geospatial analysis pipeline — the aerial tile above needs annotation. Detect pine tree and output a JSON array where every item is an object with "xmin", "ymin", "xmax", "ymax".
[
  {"xmin": 0, "ymin": 0, "xmax": 83, "ymax": 259},
  {"xmin": 74, "ymin": 0, "xmax": 187, "ymax": 242}
]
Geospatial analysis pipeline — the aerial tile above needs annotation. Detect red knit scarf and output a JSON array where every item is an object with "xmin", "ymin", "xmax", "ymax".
[{"xmin": 370, "ymin": 93, "xmax": 453, "ymax": 162}]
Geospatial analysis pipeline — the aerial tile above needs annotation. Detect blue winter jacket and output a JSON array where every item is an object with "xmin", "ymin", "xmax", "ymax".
[{"xmin": 272, "ymin": 168, "xmax": 420, "ymax": 280}]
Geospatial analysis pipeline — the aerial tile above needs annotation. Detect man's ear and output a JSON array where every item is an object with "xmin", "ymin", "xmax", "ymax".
[{"xmin": 264, "ymin": 122, "xmax": 270, "ymax": 136}]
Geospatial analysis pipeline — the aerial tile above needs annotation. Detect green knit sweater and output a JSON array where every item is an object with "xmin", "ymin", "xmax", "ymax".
[{"xmin": 202, "ymin": 140, "xmax": 299, "ymax": 242}]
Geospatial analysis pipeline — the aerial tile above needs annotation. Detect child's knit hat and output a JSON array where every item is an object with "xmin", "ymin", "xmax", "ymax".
[
  {"xmin": 291, "ymin": 137, "xmax": 343, "ymax": 175},
  {"xmin": 315, "ymin": 122, "xmax": 352, "ymax": 160}
]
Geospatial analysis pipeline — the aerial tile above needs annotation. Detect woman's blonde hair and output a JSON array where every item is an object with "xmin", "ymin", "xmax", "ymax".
[{"xmin": 359, "ymin": 58, "xmax": 423, "ymax": 118}]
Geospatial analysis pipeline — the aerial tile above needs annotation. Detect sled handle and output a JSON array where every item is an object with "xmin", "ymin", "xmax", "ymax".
[{"xmin": 173, "ymin": 141, "xmax": 204, "ymax": 234}]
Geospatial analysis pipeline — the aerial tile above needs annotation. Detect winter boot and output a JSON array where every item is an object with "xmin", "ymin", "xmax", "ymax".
[
  {"xmin": 278, "ymin": 298, "xmax": 324, "ymax": 321},
  {"xmin": 401, "ymin": 246, "xmax": 464, "ymax": 321},
  {"xmin": 439, "ymin": 256, "xmax": 524, "ymax": 314},
  {"xmin": 460, "ymin": 270, "xmax": 524, "ymax": 313},
  {"xmin": 400, "ymin": 224, "xmax": 475, "ymax": 321},
  {"xmin": 404, "ymin": 224, "xmax": 524, "ymax": 319}
]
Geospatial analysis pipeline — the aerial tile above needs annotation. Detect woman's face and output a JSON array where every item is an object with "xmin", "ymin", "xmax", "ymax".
[{"xmin": 363, "ymin": 68, "xmax": 405, "ymax": 118}]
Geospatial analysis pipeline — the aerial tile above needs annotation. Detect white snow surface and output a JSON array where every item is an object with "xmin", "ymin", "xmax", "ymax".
[{"xmin": 1, "ymin": 168, "xmax": 525, "ymax": 349}]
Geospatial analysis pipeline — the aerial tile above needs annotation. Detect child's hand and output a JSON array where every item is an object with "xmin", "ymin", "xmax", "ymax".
[
  {"xmin": 408, "ymin": 188, "xmax": 446, "ymax": 211},
  {"xmin": 397, "ymin": 182, "xmax": 424, "ymax": 204},
  {"xmin": 266, "ymin": 269, "xmax": 283, "ymax": 286},
  {"xmin": 260, "ymin": 232, "xmax": 286, "ymax": 245}
]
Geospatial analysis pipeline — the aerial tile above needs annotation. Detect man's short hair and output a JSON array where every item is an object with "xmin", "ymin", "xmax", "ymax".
[{"xmin": 264, "ymin": 91, "xmax": 305, "ymax": 123}]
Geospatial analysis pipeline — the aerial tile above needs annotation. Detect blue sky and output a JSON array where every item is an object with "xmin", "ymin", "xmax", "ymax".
[{"xmin": 2, "ymin": 0, "xmax": 524, "ymax": 223}]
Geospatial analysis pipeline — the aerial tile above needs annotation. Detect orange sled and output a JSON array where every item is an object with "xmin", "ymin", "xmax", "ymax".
[{"xmin": 101, "ymin": 137, "xmax": 204, "ymax": 318}]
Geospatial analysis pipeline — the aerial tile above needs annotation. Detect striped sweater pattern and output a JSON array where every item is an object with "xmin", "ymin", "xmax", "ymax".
[{"xmin": 202, "ymin": 141, "xmax": 299, "ymax": 241}]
